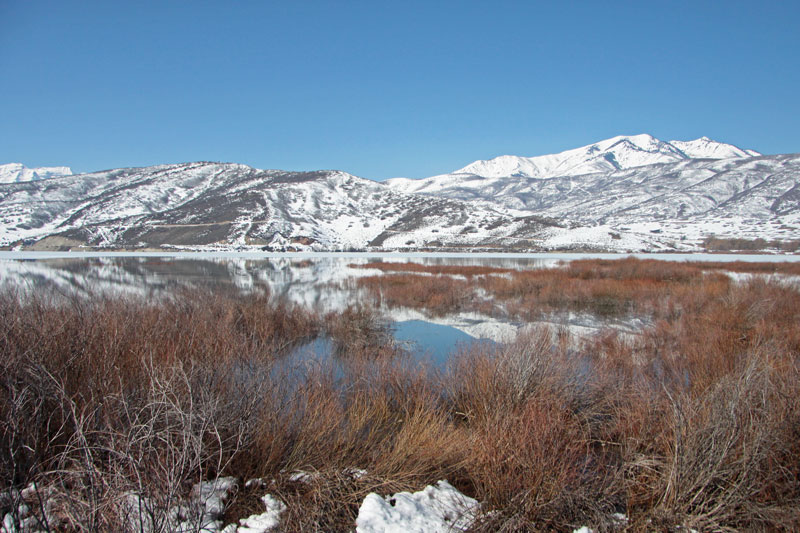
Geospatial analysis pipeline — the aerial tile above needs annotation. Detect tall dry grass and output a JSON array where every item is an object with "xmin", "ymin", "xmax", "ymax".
[
  {"xmin": 356, "ymin": 273, "xmax": 476, "ymax": 316},
  {"xmin": 354, "ymin": 256, "xmax": 800, "ymax": 322},
  {"xmin": 1, "ymin": 257, "xmax": 799, "ymax": 531},
  {"xmin": 0, "ymin": 288, "xmax": 321, "ymax": 531}
]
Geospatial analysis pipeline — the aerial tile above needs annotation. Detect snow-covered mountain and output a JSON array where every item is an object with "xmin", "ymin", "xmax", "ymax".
[
  {"xmin": 0, "ymin": 162, "xmax": 553, "ymax": 251},
  {"xmin": 669, "ymin": 137, "xmax": 760, "ymax": 160},
  {"xmin": 0, "ymin": 163, "xmax": 73, "ymax": 184},
  {"xmin": 0, "ymin": 135, "xmax": 796, "ymax": 253},
  {"xmin": 385, "ymin": 134, "xmax": 760, "ymax": 193},
  {"xmin": 381, "ymin": 135, "xmax": 797, "ymax": 252}
]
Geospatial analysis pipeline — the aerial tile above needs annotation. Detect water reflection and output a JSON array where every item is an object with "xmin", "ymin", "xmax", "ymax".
[
  {"xmin": 0, "ymin": 255, "xmax": 553, "ymax": 344},
  {"xmin": 5, "ymin": 252, "xmax": 784, "ymax": 351}
]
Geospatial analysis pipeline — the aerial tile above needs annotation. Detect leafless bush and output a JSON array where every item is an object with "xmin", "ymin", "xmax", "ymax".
[
  {"xmin": 627, "ymin": 358, "xmax": 800, "ymax": 531},
  {"xmin": 1, "ymin": 356, "xmax": 260, "ymax": 532},
  {"xmin": 324, "ymin": 305, "xmax": 397, "ymax": 359},
  {"xmin": 2, "ymin": 264, "xmax": 799, "ymax": 531}
]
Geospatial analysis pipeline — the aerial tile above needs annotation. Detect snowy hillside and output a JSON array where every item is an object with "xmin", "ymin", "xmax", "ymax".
[
  {"xmin": 0, "ymin": 162, "xmax": 554, "ymax": 251},
  {"xmin": 0, "ymin": 163, "xmax": 73, "ymax": 183},
  {"xmin": 385, "ymin": 134, "xmax": 760, "ymax": 194},
  {"xmin": 376, "ymin": 135, "xmax": 800, "ymax": 252},
  {"xmin": 0, "ymin": 134, "xmax": 796, "ymax": 253},
  {"xmin": 393, "ymin": 154, "xmax": 799, "ymax": 221},
  {"xmin": 669, "ymin": 136, "xmax": 760, "ymax": 159}
]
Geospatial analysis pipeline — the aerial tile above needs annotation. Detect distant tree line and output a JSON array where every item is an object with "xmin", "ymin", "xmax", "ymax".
[{"xmin": 703, "ymin": 236, "xmax": 800, "ymax": 252}]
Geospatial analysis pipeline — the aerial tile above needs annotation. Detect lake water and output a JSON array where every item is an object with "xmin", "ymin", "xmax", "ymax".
[{"xmin": 2, "ymin": 251, "xmax": 798, "ymax": 361}]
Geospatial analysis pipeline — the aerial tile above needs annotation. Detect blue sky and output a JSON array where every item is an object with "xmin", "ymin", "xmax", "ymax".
[{"xmin": 2, "ymin": 1, "xmax": 799, "ymax": 179}]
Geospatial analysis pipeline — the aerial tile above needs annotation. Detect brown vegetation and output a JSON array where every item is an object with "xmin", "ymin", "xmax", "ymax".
[
  {"xmin": 356, "ymin": 273, "xmax": 476, "ymax": 317},
  {"xmin": 352, "ymin": 256, "xmax": 800, "ymax": 320},
  {"xmin": 1, "ymin": 257, "xmax": 800, "ymax": 531}
]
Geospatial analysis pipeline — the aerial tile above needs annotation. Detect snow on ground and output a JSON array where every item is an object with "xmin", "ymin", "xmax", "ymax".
[
  {"xmin": 540, "ymin": 224, "xmax": 680, "ymax": 252},
  {"xmin": 355, "ymin": 480, "xmax": 480, "ymax": 533},
  {"xmin": 0, "ymin": 474, "xmax": 711, "ymax": 532},
  {"xmin": 122, "ymin": 477, "xmax": 240, "ymax": 533},
  {"xmin": 222, "ymin": 494, "xmax": 286, "ymax": 533},
  {"xmin": 2, "ymin": 476, "xmax": 478, "ymax": 533},
  {"xmin": 721, "ymin": 271, "xmax": 800, "ymax": 288},
  {"xmin": 1, "ymin": 477, "xmax": 286, "ymax": 533}
]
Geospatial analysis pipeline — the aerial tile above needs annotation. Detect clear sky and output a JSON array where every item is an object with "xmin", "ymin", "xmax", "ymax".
[{"xmin": 2, "ymin": 1, "xmax": 799, "ymax": 180}]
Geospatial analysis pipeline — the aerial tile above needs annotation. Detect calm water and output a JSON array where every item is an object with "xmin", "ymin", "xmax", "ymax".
[{"xmin": 2, "ymin": 251, "xmax": 798, "ymax": 361}]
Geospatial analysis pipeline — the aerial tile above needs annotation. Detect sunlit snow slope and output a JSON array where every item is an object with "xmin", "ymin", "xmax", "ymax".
[
  {"xmin": 1, "ymin": 134, "xmax": 797, "ymax": 252},
  {"xmin": 0, "ymin": 163, "xmax": 551, "ymax": 250},
  {"xmin": 385, "ymin": 134, "xmax": 760, "ymax": 193}
]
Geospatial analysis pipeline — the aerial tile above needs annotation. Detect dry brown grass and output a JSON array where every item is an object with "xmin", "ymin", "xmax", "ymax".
[
  {"xmin": 356, "ymin": 273, "xmax": 477, "ymax": 316},
  {"xmin": 690, "ymin": 259, "xmax": 800, "ymax": 275},
  {"xmin": 1, "ymin": 257, "xmax": 799, "ymax": 531},
  {"xmin": 353, "ymin": 257, "xmax": 773, "ymax": 320}
]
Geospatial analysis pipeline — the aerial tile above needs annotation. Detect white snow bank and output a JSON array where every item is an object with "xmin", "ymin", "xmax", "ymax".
[
  {"xmin": 229, "ymin": 494, "xmax": 286, "ymax": 533},
  {"xmin": 194, "ymin": 477, "xmax": 238, "ymax": 519},
  {"xmin": 120, "ymin": 477, "xmax": 239, "ymax": 533},
  {"xmin": 355, "ymin": 480, "xmax": 479, "ymax": 533}
]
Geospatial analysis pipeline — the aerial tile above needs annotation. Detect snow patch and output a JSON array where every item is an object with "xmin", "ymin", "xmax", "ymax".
[
  {"xmin": 355, "ymin": 480, "xmax": 479, "ymax": 533},
  {"xmin": 232, "ymin": 494, "xmax": 286, "ymax": 533}
]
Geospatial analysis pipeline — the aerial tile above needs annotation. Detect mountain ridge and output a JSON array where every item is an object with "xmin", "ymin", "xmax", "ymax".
[
  {"xmin": 385, "ymin": 134, "xmax": 760, "ymax": 194},
  {"xmin": 456, "ymin": 134, "xmax": 759, "ymax": 177},
  {"xmin": 0, "ymin": 162, "xmax": 553, "ymax": 252},
  {"xmin": 1, "ymin": 135, "xmax": 797, "ymax": 253}
]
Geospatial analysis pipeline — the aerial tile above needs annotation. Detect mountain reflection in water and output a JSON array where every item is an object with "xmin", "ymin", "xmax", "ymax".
[{"xmin": 6, "ymin": 252, "xmax": 781, "ymax": 356}]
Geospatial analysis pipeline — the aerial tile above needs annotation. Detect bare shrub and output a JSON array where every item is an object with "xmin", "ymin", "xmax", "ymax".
[
  {"xmin": 2, "ymin": 258, "xmax": 800, "ymax": 531},
  {"xmin": 356, "ymin": 273, "xmax": 474, "ymax": 316},
  {"xmin": 627, "ymin": 358, "xmax": 800, "ymax": 530},
  {"xmin": 324, "ymin": 305, "xmax": 396, "ymax": 359},
  {"xmin": 445, "ymin": 328, "xmax": 623, "ymax": 530},
  {"xmin": 465, "ymin": 396, "xmax": 611, "ymax": 531}
]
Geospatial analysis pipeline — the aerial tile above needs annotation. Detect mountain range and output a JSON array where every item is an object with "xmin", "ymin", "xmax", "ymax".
[
  {"xmin": 1, "ymin": 135, "xmax": 797, "ymax": 252},
  {"xmin": 385, "ymin": 134, "xmax": 760, "ymax": 190}
]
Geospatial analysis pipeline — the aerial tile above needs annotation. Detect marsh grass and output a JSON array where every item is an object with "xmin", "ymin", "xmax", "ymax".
[{"xmin": 1, "ymin": 258, "xmax": 799, "ymax": 531}]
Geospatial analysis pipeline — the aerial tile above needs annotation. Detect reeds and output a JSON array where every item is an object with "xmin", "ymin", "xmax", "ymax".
[
  {"xmin": 354, "ymin": 256, "xmax": 800, "ymax": 322},
  {"xmin": 1, "ymin": 257, "xmax": 799, "ymax": 531}
]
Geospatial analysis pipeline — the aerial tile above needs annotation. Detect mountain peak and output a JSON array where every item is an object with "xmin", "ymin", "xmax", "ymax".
[
  {"xmin": 606, "ymin": 133, "xmax": 658, "ymax": 146},
  {"xmin": 0, "ymin": 163, "xmax": 73, "ymax": 184},
  {"xmin": 668, "ymin": 137, "xmax": 759, "ymax": 159},
  {"xmin": 449, "ymin": 134, "xmax": 758, "ymax": 180}
]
